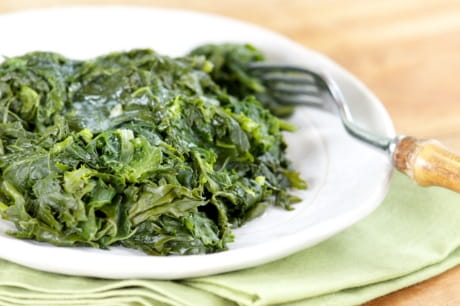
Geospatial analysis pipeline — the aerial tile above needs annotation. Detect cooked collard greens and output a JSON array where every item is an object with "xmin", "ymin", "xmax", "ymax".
[{"xmin": 0, "ymin": 44, "xmax": 306, "ymax": 255}]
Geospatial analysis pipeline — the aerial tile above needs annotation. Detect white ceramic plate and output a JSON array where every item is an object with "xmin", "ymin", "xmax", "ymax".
[{"xmin": 0, "ymin": 7, "xmax": 395, "ymax": 279}]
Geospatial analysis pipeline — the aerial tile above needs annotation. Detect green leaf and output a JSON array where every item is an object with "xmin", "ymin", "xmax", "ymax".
[{"xmin": 0, "ymin": 44, "xmax": 307, "ymax": 255}]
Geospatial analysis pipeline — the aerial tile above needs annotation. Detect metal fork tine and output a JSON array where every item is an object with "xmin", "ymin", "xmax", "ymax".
[
  {"xmin": 270, "ymin": 93, "xmax": 324, "ymax": 107},
  {"xmin": 248, "ymin": 62, "xmax": 325, "ymax": 106},
  {"xmin": 248, "ymin": 62, "xmax": 315, "ymax": 73},
  {"xmin": 267, "ymin": 83, "xmax": 320, "ymax": 96},
  {"xmin": 258, "ymin": 73, "xmax": 316, "ymax": 85},
  {"xmin": 248, "ymin": 62, "xmax": 320, "ymax": 79}
]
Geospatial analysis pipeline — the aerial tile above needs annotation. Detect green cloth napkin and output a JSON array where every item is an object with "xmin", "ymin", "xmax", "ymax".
[{"xmin": 1, "ymin": 172, "xmax": 460, "ymax": 306}]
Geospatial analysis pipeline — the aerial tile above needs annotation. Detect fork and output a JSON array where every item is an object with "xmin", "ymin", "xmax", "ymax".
[{"xmin": 248, "ymin": 62, "xmax": 460, "ymax": 193}]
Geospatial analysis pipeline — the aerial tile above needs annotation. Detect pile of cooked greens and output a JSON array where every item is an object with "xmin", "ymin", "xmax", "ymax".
[{"xmin": 0, "ymin": 44, "xmax": 306, "ymax": 255}]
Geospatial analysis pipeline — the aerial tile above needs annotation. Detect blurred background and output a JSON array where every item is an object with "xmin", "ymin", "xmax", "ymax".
[{"xmin": 1, "ymin": 0, "xmax": 460, "ymax": 304}]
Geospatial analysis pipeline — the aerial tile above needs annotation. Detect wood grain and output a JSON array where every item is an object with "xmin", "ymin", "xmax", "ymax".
[{"xmin": 1, "ymin": 0, "xmax": 460, "ymax": 304}]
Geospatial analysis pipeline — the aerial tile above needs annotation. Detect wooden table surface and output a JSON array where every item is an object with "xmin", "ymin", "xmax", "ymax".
[{"xmin": 1, "ymin": 0, "xmax": 460, "ymax": 304}]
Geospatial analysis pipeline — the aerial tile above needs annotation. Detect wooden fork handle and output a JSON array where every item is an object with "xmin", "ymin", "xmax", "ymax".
[{"xmin": 393, "ymin": 136, "xmax": 460, "ymax": 192}]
